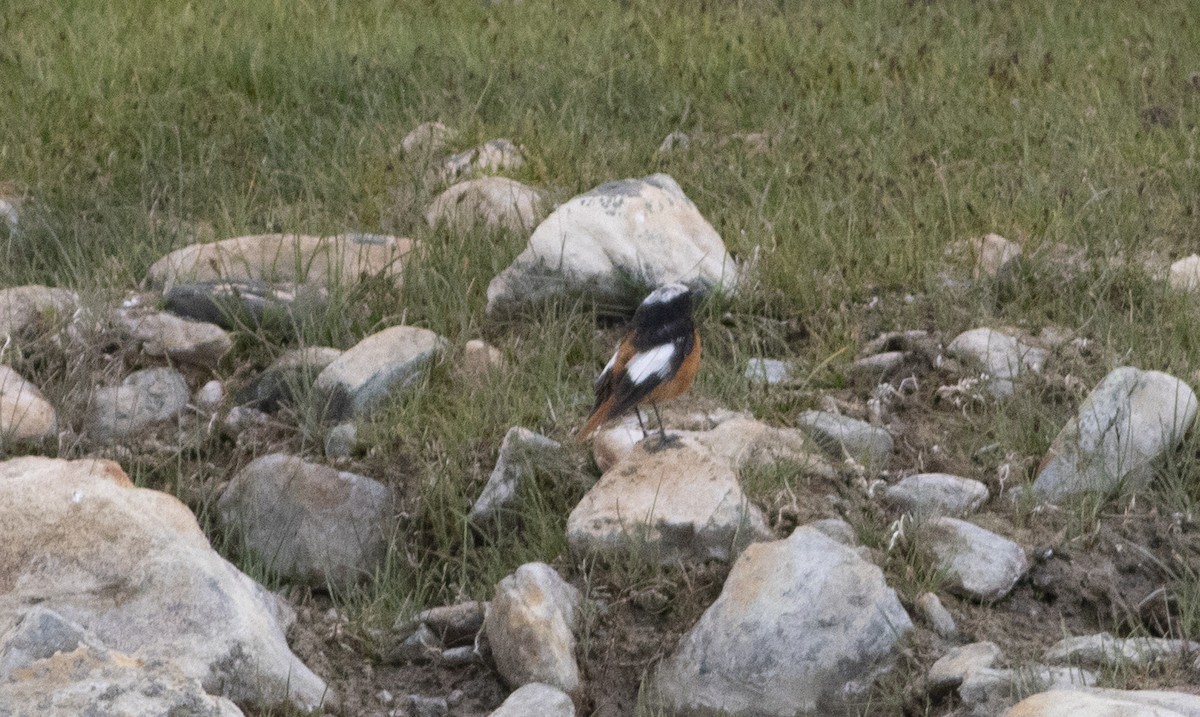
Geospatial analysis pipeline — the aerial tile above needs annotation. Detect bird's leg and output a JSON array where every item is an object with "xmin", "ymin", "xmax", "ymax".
[
  {"xmin": 645, "ymin": 401, "xmax": 679, "ymax": 452},
  {"xmin": 652, "ymin": 402, "xmax": 666, "ymax": 442},
  {"xmin": 635, "ymin": 408, "xmax": 648, "ymax": 439}
]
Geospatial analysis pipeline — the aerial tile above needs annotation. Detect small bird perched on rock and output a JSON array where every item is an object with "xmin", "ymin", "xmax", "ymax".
[{"xmin": 577, "ymin": 283, "xmax": 701, "ymax": 444}]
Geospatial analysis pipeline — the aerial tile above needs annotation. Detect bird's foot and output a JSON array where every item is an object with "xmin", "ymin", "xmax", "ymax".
[{"xmin": 644, "ymin": 432, "xmax": 682, "ymax": 453}]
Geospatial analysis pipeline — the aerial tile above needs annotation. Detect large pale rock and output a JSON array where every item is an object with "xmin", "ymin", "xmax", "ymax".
[
  {"xmin": 117, "ymin": 308, "xmax": 232, "ymax": 368},
  {"xmin": 470, "ymin": 427, "xmax": 561, "ymax": 526},
  {"xmin": 147, "ymin": 232, "xmax": 413, "ymax": 292},
  {"xmin": 1043, "ymin": 633, "xmax": 1200, "ymax": 668},
  {"xmin": 1006, "ymin": 689, "xmax": 1200, "ymax": 717},
  {"xmin": 483, "ymin": 563, "xmax": 580, "ymax": 694},
  {"xmin": 947, "ymin": 328, "xmax": 1048, "ymax": 398},
  {"xmin": 0, "ymin": 366, "xmax": 56, "ymax": 441},
  {"xmin": 885, "ymin": 473, "xmax": 989, "ymax": 516},
  {"xmin": 426, "ymin": 177, "xmax": 545, "ymax": 233},
  {"xmin": 650, "ymin": 524, "xmax": 913, "ymax": 715},
  {"xmin": 315, "ymin": 326, "xmax": 444, "ymax": 419},
  {"xmin": 593, "ymin": 413, "xmax": 834, "ymax": 476},
  {"xmin": 927, "ymin": 517, "xmax": 1028, "ymax": 601},
  {"xmin": 568, "ymin": 436, "xmax": 771, "ymax": 564},
  {"xmin": 489, "ymin": 683, "xmax": 575, "ymax": 717},
  {"xmin": 796, "ymin": 410, "xmax": 893, "ymax": 469},
  {"xmin": 486, "ymin": 174, "xmax": 738, "ymax": 313},
  {"xmin": 217, "ymin": 454, "xmax": 394, "ymax": 588},
  {"xmin": 0, "ymin": 457, "xmax": 330, "ymax": 710},
  {"xmin": 1033, "ymin": 367, "xmax": 1198, "ymax": 500},
  {"xmin": 87, "ymin": 367, "xmax": 189, "ymax": 440},
  {"xmin": 1168, "ymin": 254, "xmax": 1200, "ymax": 293},
  {"xmin": 0, "ymin": 285, "xmax": 77, "ymax": 339}
]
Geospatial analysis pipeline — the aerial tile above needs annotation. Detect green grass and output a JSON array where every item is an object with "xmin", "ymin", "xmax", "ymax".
[{"xmin": 4, "ymin": 0, "xmax": 1200, "ymax": 712}]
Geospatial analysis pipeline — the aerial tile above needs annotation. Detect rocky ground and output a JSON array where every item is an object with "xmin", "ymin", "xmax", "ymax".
[{"xmin": 1, "ymin": 118, "xmax": 1199, "ymax": 717}]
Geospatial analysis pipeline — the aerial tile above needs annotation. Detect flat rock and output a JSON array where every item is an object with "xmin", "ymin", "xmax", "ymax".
[
  {"xmin": 0, "ymin": 285, "xmax": 77, "ymax": 339},
  {"xmin": 885, "ymin": 473, "xmax": 989, "ymax": 516},
  {"xmin": 1006, "ymin": 689, "xmax": 1200, "ymax": 717},
  {"xmin": 426, "ymin": 177, "xmax": 545, "ymax": 233},
  {"xmin": 0, "ymin": 366, "xmax": 56, "ymax": 441},
  {"xmin": 797, "ymin": 410, "xmax": 893, "ymax": 470},
  {"xmin": 927, "ymin": 517, "xmax": 1028, "ymax": 601},
  {"xmin": 315, "ymin": 325, "xmax": 444, "ymax": 419},
  {"xmin": 217, "ymin": 454, "xmax": 393, "ymax": 588},
  {"xmin": 947, "ymin": 328, "xmax": 1048, "ymax": 398},
  {"xmin": 443, "ymin": 139, "xmax": 525, "ymax": 180},
  {"xmin": 1043, "ymin": 632, "xmax": 1200, "ymax": 668},
  {"xmin": 117, "ymin": 308, "xmax": 232, "ymax": 368},
  {"xmin": 0, "ymin": 456, "xmax": 330, "ymax": 710},
  {"xmin": 1168, "ymin": 254, "xmax": 1200, "ymax": 293},
  {"xmin": 470, "ymin": 427, "xmax": 561, "ymax": 527},
  {"xmin": 147, "ymin": 232, "xmax": 413, "ymax": 292},
  {"xmin": 252, "ymin": 346, "xmax": 344, "ymax": 411},
  {"xmin": 927, "ymin": 641, "xmax": 1003, "ymax": 694},
  {"xmin": 1033, "ymin": 367, "xmax": 1198, "ymax": 500},
  {"xmin": 164, "ymin": 280, "xmax": 330, "ymax": 330},
  {"xmin": 483, "ymin": 563, "xmax": 580, "ymax": 694},
  {"xmin": 960, "ymin": 666, "xmax": 1096, "ymax": 717},
  {"xmin": 568, "ymin": 436, "xmax": 771, "ymax": 564},
  {"xmin": 650, "ymin": 524, "xmax": 913, "ymax": 716},
  {"xmin": 87, "ymin": 367, "xmax": 189, "ymax": 440},
  {"xmin": 486, "ymin": 174, "xmax": 739, "ymax": 314},
  {"xmin": 489, "ymin": 683, "xmax": 575, "ymax": 717},
  {"xmin": 593, "ymin": 413, "xmax": 833, "ymax": 476}
]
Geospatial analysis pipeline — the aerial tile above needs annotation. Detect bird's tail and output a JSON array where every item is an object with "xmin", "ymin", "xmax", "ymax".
[{"xmin": 577, "ymin": 396, "xmax": 615, "ymax": 441}]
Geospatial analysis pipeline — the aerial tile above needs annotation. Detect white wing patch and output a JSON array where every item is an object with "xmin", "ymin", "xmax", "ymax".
[{"xmin": 626, "ymin": 344, "xmax": 676, "ymax": 386}]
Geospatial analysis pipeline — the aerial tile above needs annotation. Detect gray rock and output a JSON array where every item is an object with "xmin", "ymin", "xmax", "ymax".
[
  {"xmin": 1033, "ymin": 367, "xmax": 1198, "ymax": 500},
  {"xmin": 946, "ymin": 233, "xmax": 1023, "ymax": 280},
  {"xmin": 885, "ymin": 473, "xmax": 989, "ymax": 516},
  {"xmin": 408, "ymin": 694, "xmax": 449, "ymax": 717},
  {"xmin": 1168, "ymin": 254, "xmax": 1200, "ymax": 293},
  {"xmin": 0, "ymin": 607, "xmax": 90, "ymax": 680},
  {"xmin": 222, "ymin": 405, "xmax": 270, "ymax": 434},
  {"xmin": 927, "ymin": 641, "xmax": 1003, "ymax": 695},
  {"xmin": 484, "ymin": 563, "xmax": 580, "ymax": 693},
  {"xmin": 486, "ymin": 174, "xmax": 739, "ymax": 314},
  {"xmin": 0, "ymin": 195, "xmax": 19, "ymax": 239},
  {"xmin": 916, "ymin": 592, "xmax": 958, "ymax": 639},
  {"xmin": 253, "ymin": 346, "xmax": 344, "ymax": 411},
  {"xmin": 462, "ymin": 339, "xmax": 504, "ymax": 378},
  {"xmin": 164, "ymin": 280, "xmax": 330, "ymax": 331},
  {"xmin": 568, "ymin": 436, "xmax": 771, "ymax": 564},
  {"xmin": 470, "ymin": 427, "xmax": 561, "ymax": 526},
  {"xmin": 324, "ymin": 422, "xmax": 358, "ymax": 459},
  {"xmin": 0, "ymin": 456, "xmax": 330, "ymax": 711},
  {"xmin": 927, "ymin": 518, "xmax": 1028, "ymax": 601},
  {"xmin": 745, "ymin": 357, "xmax": 792, "ymax": 385},
  {"xmin": 385, "ymin": 624, "xmax": 443, "ymax": 664},
  {"xmin": 1042, "ymin": 632, "xmax": 1200, "ymax": 668},
  {"xmin": 426, "ymin": 177, "xmax": 545, "ymax": 233},
  {"xmin": 315, "ymin": 326, "xmax": 444, "ymax": 419},
  {"xmin": 1007, "ymin": 688, "xmax": 1200, "ymax": 716},
  {"xmin": 847, "ymin": 351, "xmax": 908, "ymax": 382},
  {"xmin": 117, "ymin": 308, "xmax": 232, "ymax": 368},
  {"xmin": 407, "ymin": 601, "xmax": 487, "ymax": 646},
  {"xmin": 440, "ymin": 646, "xmax": 478, "ymax": 667},
  {"xmin": 650, "ymin": 524, "xmax": 913, "ymax": 716},
  {"xmin": 0, "ymin": 285, "xmax": 77, "ymax": 339},
  {"xmin": 657, "ymin": 131, "xmax": 691, "ymax": 153},
  {"xmin": 88, "ymin": 367, "xmax": 188, "ymax": 440},
  {"xmin": 0, "ymin": 365, "xmax": 57, "ymax": 442},
  {"xmin": 489, "ymin": 683, "xmax": 575, "ymax": 717},
  {"xmin": 959, "ymin": 665, "xmax": 1096, "ymax": 717},
  {"xmin": 217, "ymin": 453, "xmax": 393, "ymax": 588},
  {"xmin": 400, "ymin": 121, "xmax": 454, "ymax": 156},
  {"xmin": 194, "ymin": 380, "xmax": 225, "ymax": 408},
  {"xmin": 947, "ymin": 328, "xmax": 1047, "ymax": 398},
  {"xmin": 443, "ymin": 138, "xmax": 525, "ymax": 180},
  {"xmin": 797, "ymin": 410, "xmax": 893, "ymax": 470}
]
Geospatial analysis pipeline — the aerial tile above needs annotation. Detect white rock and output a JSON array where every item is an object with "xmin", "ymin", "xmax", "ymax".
[
  {"xmin": 488, "ymin": 683, "xmax": 575, "ymax": 717},
  {"xmin": 947, "ymin": 233, "xmax": 1023, "ymax": 279},
  {"xmin": 926, "ymin": 517, "xmax": 1028, "ymax": 601},
  {"xmin": 315, "ymin": 326, "xmax": 445, "ymax": 419},
  {"xmin": 484, "ymin": 563, "xmax": 580, "ymax": 694},
  {"xmin": 486, "ymin": 174, "xmax": 738, "ymax": 314},
  {"xmin": 927, "ymin": 641, "xmax": 1003, "ymax": 694},
  {"xmin": 118, "ymin": 308, "xmax": 232, "ymax": 368},
  {"xmin": 650, "ymin": 524, "xmax": 913, "ymax": 715},
  {"xmin": 217, "ymin": 454, "xmax": 393, "ymax": 588},
  {"xmin": 745, "ymin": 357, "xmax": 792, "ymax": 385},
  {"xmin": 0, "ymin": 285, "xmax": 78, "ymax": 339},
  {"xmin": 87, "ymin": 367, "xmax": 189, "ymax": 440},
  {"xmin": 194, "ymin": 380, "xmax": 225, "ymax": 408},
  {"xmin": 443, "ymin": 139, "xmax": 525, "ymax": 180},
  {"xmin": 947, "ymin": 328, "xmax": 1048, "ymax": 398},
  {"xmin": 961, "ymin": 665, "xmax": 1096, "ymax": 717},
  {"xmin": 848, "ymin": 351, "xmax": 908, "ymax": 382},
  {"xmin": 426, "ymin": 177, "xmax": 545, "ymax": 234},
  {"xmin": 1006, "ymin": 688, "xmax": 1200, "ymax": 717},
  {"xmin": 1168, "ymin": 254, "xmax": 1200, "ymax": 293},
  {"xmin": 1033, "ymin": 367, "xmax": 1198, "ymax": 500},
  {"xmin": 400, "ymin": 121, "xmax": 454, "ymax": 156},
  {"xmin": 915, "ymin": 592, "xmax": 958, "ymax": 639},
  {"xmin": 1043, "ymin": 632, "xmax": 1200, "ymax": 667},
  {"xmin": 462, "ymin": 339, "xmax": 504, "ymax": 378},
  {"xmin": 885, "ymin": 473, "xmax": 989, "ymax": 516},
  {"xmin": 796, "ymin": 410, "xmax": 893, "ymax": 469},
  {"xmin": 470, "ymin": 427, "xmax": 561, "ymax": 526},
  {"xmin": 0, "ymin": 457, "xmax": 331, "ymax": 710},
  {"xmin": 0, "ymin": 365, "xmax": 57, "ymax": 441},
  {"xmin": 568, "ymin": 436, "xmax": 771, "ymax": 564}
]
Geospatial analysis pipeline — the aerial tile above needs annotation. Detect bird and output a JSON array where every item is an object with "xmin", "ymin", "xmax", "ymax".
[{"xmin": 577, "ymin": 283, "xmax": 701, "ymax": 444}]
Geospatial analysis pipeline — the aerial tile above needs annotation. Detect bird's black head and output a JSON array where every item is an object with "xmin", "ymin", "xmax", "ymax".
[{"xmin": 631, "ymin": 283, "xmax": 694, "ymax": 348}]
